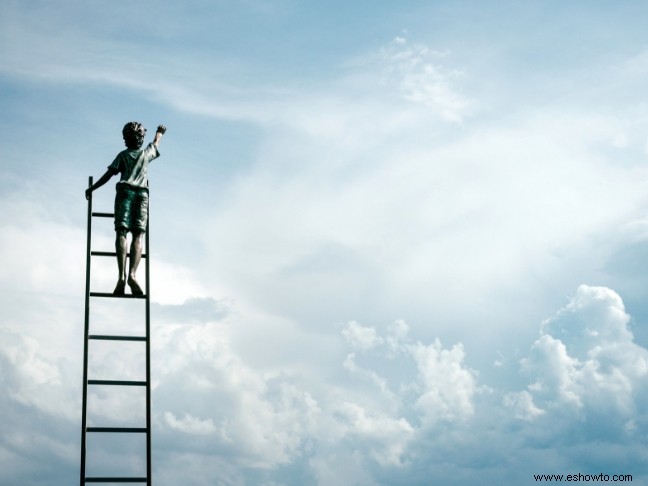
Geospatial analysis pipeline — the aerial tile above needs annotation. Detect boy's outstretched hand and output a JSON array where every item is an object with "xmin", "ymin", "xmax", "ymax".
[{"xmin": 153, "ymin": 125, "xmax": 166, "ymax": 147}]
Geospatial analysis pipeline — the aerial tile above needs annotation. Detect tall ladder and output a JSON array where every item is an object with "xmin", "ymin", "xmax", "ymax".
[{"xmin": 80, "ymin": 176, "xmax": 152, "ymax": 485}]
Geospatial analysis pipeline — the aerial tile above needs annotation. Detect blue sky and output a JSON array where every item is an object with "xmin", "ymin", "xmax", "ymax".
[{"xmin": 3, "ymin": 0, "xmax": 648, "ymax": 484}]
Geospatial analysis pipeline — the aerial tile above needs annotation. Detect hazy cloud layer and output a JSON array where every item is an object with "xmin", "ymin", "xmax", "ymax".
[{"xmin": 3, "ymin": 275, "xmax": 648, "ymax": 484}]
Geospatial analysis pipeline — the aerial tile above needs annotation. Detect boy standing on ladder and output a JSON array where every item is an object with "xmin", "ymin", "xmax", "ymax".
[{"xmin": 85, "ymin": 122, "xmax": 166, "ymax": 295}]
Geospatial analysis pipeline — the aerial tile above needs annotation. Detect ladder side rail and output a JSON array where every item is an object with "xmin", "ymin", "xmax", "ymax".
[
  {"xmin": 145, "ymin": 197, "xmax": 152, "ymax": 486},
  {"xmin": 80, "ymin": 176, "xmax": 93, "ymax": 485}
]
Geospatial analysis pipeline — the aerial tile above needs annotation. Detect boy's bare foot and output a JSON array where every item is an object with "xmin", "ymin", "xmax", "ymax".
[
  {"xmin": 113, "ymin": 280, "xmax": 126, "ymax": 295},
  {"xmin": 128, "ymin": 276, "xmax": 144, "ymax": 296}
]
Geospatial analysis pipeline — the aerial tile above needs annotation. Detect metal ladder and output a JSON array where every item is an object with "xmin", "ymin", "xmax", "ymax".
[{"xmin": 80, "ymin": 176, "xmax": 152, "ymax": 485}]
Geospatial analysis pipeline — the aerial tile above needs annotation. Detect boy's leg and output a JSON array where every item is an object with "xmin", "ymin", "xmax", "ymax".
[
  {"xmin": 113, "ymin": 185, "xmax": 131, "ymax": 295},
  {"xmin": 127, "ymin": 231, "xmax": 144, "ymax": 295},
  {"xmin": 114, "ymin": 229, "xmax": 128, "ymax": 295},
  {"xmin": 127, "ymin": 188, "xmax": 148, "ymax": 295}
]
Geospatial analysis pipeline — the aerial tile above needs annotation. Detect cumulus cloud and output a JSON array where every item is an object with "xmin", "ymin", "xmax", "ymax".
[
  {"xmin": 411, "ymin": 339, "xmax": 477, "ymax": 425},
  {"xmin": 334, "ymin": 402, "xmax": 414, "ymax": 467},
  {"xmin": 337, "ymin": 320, "xmax": 479, "ymax": 462},
  {"xmin": 153, "ymin": 320, "xmax": 321, "ymax": 470},
  {"xmin": 145, "ymin": 316, "xmax": 482, "ymax": 483},
  {"xmin": 503, "ymin": 390, "xmax": 545, "ymax": 421},
  {"xmin": 340, "ymin": 320, "xmax": 479, "ymax": 425},
  {"xmin": 0, "ymin": 330, "xmax": 77, "ymax": 422},
  {"xmin": 0, "ymin": 306, "xmax": 80, "ymax": 483},
  {"xmin": 5, "ymin": 257, "xmax": 648, "ymax": 484},
  {"xmin": 131, "ymin": 286, "xmax": 648, "ymax": 484},
  {"xmin": 342, "ymin": 321, "xmax": 384, "ymax": 351},
  {"xmin": 509, "ymin": 285, "xmax": 648, "ymax": 438}
]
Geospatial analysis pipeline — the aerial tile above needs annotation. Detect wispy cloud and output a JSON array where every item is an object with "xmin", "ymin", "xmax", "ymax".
[{"xmin": 378, "ymin": 37, "xmax": 471, "ymax": 121}]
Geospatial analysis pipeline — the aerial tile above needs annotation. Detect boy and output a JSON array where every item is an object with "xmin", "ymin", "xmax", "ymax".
[{"xmin": 85, "ymin": 122, "xmax": 166, "ymax": 295}]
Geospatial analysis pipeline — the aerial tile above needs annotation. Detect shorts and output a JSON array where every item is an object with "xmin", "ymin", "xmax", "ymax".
[{"xmin": 114, "ymin": 184, "xmax": 149, "ymax": 232}]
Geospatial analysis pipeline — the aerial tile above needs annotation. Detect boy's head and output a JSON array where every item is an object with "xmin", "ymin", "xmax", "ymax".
[{"xmin": 122, "ymin": 122, "xmax": 147, "ymax": 149}]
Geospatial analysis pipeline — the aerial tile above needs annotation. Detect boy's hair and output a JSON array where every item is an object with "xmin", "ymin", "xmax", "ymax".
[{"xmin": 122, "ymin": 122, "xmax": 147, "ymax": 149}]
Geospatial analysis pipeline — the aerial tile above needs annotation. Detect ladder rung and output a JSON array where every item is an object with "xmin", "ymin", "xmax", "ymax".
[
  {"xmin": 92, "ymin": 212, "xmax": 115, "ymax": 218},
  {"xmin": 91, "ymin": 251, "xmax": 147, "ymax": 258},
  {"xmin": 87, "ymin": 427, "xmax": 147, "ymax": 433},
  {"xmin": 91, "ymin": 251, "xmax": 114, "ymax": 257},
  {"xmin": 89, "ymin": 335, "xmax": 147, "ymax": 342},
  {"xmin": 88, "ymin": 380, "xmax": 147, "ymax": 386},
  {"xmin": 85, "ymin": 477, "xmax": 147, "ymax": 483},
  {"xmin": 90, "ymin": 292, "xmax": 146, "ymax": 299}
]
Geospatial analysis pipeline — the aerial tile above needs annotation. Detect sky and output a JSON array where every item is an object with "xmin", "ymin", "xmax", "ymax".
[{"xmin": 2, "ymin": 0, "xmax": 648, "ymax": 484}]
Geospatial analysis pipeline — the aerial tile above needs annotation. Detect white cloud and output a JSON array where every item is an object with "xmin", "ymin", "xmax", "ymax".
[
  {"xmin": 149, "ymin": 315, "xmax": 485, "ymax": 480},
  {"xmin": 335, "ymin": 402, "xmax": 414, "ymax": 467},
  {"xmin": 411, "ymin": 340, "xmax": 477, "ymax": 425},
  {"xmin": 0, "ymin": 194, "xmax": 86, "ymax": 295},
  {"xmin": 522, "ymin": 334, "xmax": 583, "ymax": 408},
  {"xmin": 514, "ymin": 285, "xmax": 648, "ymax": 423},
  {"xmin": 378, "ymin": 37, "xmax": 471, "ymax": 122},
  {"xmin": 503, "ymin": 390, "xmax": 545, "ymax": 421},
  {"xmin": 153, "ymin": 320, "xmax": 322, "ymax": 469},
  {"xmin": 342, "ymin": 321, "xmax": 384, "ymax": 351},
  {"xmin": 199, "ymin": 98, "xmax": 648, "ymax": 363},
  {"xmin": 164, "ymin": 412, "xmax": 216, "ymax": 435},
  {"xmin": 0, "ymin": 331, "xmax": 75, "ymax": 419},
  {"xmin": 541, "ymin": 285, "xmax": 634, "ymax": 352},
  {"xmin": 4, "ymin": 241, "xmax": 648, "ymax": 484}
]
